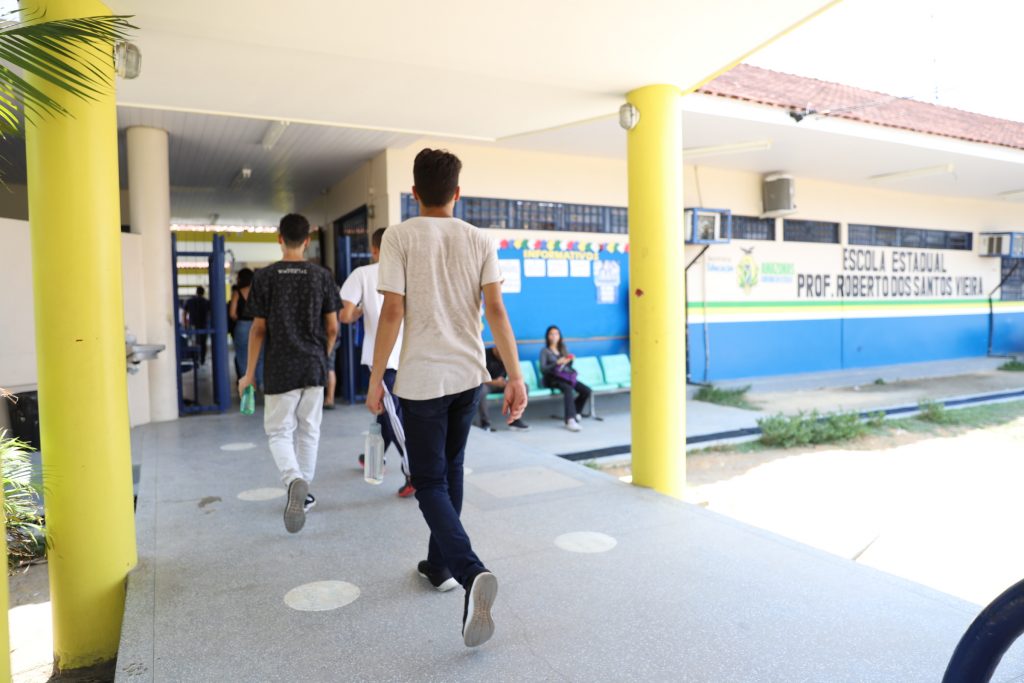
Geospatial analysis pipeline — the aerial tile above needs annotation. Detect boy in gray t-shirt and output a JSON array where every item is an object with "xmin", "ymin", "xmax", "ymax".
[{"xmin": 368, "ymin": 148, "xmax": 527, "ymax": 648}]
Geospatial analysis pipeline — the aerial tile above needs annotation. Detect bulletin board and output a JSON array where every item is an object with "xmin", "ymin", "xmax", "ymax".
[{"xmin": 482, "ymin": 235, "xmax": 631, "ymax": 359}]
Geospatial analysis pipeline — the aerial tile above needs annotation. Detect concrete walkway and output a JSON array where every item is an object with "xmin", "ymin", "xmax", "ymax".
[{"xmin": 115, "ymin": 403, "xmax": 1015, "ymax": 682}]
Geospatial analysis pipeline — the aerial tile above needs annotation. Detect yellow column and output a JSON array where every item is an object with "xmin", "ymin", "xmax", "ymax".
[
  {"xmin": 1, "ymin": 491, "xmax": 9, "ymax": 683},
  {"xmin": 23, "ymin": 0, "xmax": 137, "ymax": 672},
  {"xmin": 626, "ymin": 84, "xmax": 686, "ymax": 498}
]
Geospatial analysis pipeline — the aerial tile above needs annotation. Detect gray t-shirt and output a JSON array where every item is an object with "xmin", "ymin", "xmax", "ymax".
[{"xmin": 377, "ymin": 216, "xmax": 502, "ymax": 400}]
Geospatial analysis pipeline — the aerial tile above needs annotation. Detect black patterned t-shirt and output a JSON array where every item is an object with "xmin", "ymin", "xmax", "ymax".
[{"xmin": 247, "ymin": 261, "xmax": 341, "ymax": 394}]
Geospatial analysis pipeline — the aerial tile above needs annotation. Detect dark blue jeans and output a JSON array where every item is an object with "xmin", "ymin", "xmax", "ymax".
[{"xmin": 400, "ymin": 386, "xmax": 485, "ymax": 587}]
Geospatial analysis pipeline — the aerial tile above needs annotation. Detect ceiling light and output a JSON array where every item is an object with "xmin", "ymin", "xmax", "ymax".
[
  {"xmin": 171, "ymin": 224, "xmax": 278, "ymax": 234},
  {"xmin": 869, "ymin": 163, "xmax": 955, "ymax": 182},
  {"xmin": 998, "ymin": 189, "xmax": 1024, "ymax": 200},
  {"xmin": 683, "ymin": 140, "xmax": 772, "ymax": 158},
  {"xmin": 261, "ymin": 120, "xmax": 289, "ymax": 150},
  {"xmin": 229, "ymin": 166, "xmax": 252, "ymax": 190}
]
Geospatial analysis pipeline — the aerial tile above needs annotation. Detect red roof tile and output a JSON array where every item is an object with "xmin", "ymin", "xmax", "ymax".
[{"xmin": 698, "ymin": 64, "xmax": 1024, "ymax": 152}]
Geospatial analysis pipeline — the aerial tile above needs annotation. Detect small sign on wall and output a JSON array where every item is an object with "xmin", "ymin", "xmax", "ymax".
[
  {"xmin": 499, "ymin": 259, "xmax": 521, "ymax": 294},
  {"xmin": 524, "ymin": 259, "xmax": 546, "ymax": 278},
  {"xmin": 547, "ymin": 260, "xmax": 569, "ymax": 278},
  {"xmin": 570, "ymin": 260, "xmax": 591, "ymax": 278}
]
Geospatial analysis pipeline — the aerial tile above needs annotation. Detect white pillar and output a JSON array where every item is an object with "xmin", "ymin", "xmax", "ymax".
[{"xmin": 127, "ymin": 126, "xmax": 177, "ymax": 422}]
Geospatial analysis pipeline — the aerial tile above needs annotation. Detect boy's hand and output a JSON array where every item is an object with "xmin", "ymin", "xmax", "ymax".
[
  {"xmin": 366, "ymin": 379, "xmax": 385, "ymax": 415},
  {"xmin": 238, "ymin": 375, "xmax": 253, "ymax": 395},
  {"xmin": 502, "ymin": 378, "xmax": 528, "ymax": 423}
]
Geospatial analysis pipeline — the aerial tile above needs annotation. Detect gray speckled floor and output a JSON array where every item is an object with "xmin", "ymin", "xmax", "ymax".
[{"xmin": 116, "ymin": 403, "xmax": 1010, "ymax": 683}]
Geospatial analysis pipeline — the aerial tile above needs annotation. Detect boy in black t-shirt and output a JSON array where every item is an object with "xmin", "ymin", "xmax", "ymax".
[{"xmin": 239, "ymin": 214, "xmax": 340, "ymax": 533}]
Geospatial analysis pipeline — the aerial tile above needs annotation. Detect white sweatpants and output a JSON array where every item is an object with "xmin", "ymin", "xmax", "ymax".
[{"xmin": 264, "ymin": 386, "xmax": 324, "ymax": 485}]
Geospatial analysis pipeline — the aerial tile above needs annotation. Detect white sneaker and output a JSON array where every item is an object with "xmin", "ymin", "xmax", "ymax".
[{"xmin": 565, "ymin": 418, "xmax": 582, "ymax": 432}]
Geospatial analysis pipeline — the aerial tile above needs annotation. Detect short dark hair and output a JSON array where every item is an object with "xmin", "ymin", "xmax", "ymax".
[
  {"xmin": 372, "ymin": 228, "xmax": 386, "ymax": 250},
  {"xmin": 236, "ymin": 268, "xmax": 254, "ymax": 288},
  {"xmin": 196, "ymin": 286, "xmax": 205, "ymax": 296},
  {"xmin": 279, "ymin": 213, "xmax": 311, "ymax": 247},
  {"xmin": 413, "ymin": 148, "xmax": 461, "ymax": 207}
]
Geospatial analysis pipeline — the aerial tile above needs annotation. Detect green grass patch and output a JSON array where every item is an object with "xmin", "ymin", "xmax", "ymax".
[
  {"xmin": 758, "ymin": 410, "xmax": 867, "ymax": 448},
  {"xmin": 999, "ymin": 360, "xmax": 1024, "ymax": 372},
  {"xmin": 694, "ymin": 384, "xmax": 756, "ymax": 410}
]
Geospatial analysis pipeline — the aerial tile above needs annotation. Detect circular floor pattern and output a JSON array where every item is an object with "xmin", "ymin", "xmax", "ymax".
[
  {"xmin": 237, "ymin": 487, "xmax": 286, "ymax": 501},
  {"xmin": 220, "ymin": 442, "xmax": 257, "ymax": 452},
  {"xmin": 284, "ymin": 581, "xmax": 360, "ymax": 612},
  {"xmin": 554, "ymin": 531, "xmax": 618, "ymax": 554}
]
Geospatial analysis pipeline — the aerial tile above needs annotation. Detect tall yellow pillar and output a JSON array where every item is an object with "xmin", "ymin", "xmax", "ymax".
[
  {"xmin": 626, "ymin": 84, "xmax": 686, "ymax": 498},
  {"xmin": 23, "ymin": 0, "xmax": 137, "ymax": 672}
]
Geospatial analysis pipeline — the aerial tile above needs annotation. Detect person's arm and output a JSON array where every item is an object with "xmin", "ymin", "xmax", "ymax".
[
  {"xmin": 238, "ymin": 317, "xmax": 266, "ymax": 393},
  {"xmin": 483, "ymin": 283, "xmax": 527, "ymax": 423},
  {"xmin": 229, "ymin": 291, "xmax": 240, "ymax": 322},
  {"xmin": 539, "ymin": 347, "xmax": 557, "ymax": 374},
  {"xmin": 324, "ymin": 311, "xmax": 338, "ymax": 356},
  {"xmin": 366, "ymin": 292, "xmax": 404, "ymax": 415},
  {"xmin": 338, "ymin": 300, "xmax": 363, "ymax": 324}
]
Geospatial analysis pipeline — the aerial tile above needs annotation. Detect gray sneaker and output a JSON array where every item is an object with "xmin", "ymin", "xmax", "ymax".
[
  {"xmin": 462, "ymin": 571, "xmax": 498, "ymax": 647},
  {"xmin": 284, "ymin": 478, "xmax": 309, "ymax": 533}
]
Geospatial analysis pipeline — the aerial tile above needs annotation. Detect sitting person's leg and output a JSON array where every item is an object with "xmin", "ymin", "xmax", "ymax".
[{"xmin": 574, "ymin": 381, "xmax": 592, "ymax": 418}]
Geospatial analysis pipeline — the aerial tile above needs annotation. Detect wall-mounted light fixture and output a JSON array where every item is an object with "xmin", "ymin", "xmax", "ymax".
[
  {"xmin": 869, "ymin": 163, "xmax": 955, "ymax": 182},
  {"xmin": 683, "ymin": 139, "xmax": 773, "ymax": 159},
  {"xmin": 261, "ymin": 120, "xmax": 289, "ymax": 150},
  {"xmin": 619, "ymin": 103, "xmax": 640, "ymax": 131},
  {"xmin": 114, "ymin": 41, "xmax": 141, "ymax": 79}
]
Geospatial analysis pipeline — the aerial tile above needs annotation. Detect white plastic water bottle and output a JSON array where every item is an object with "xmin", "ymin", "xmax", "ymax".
[{"xmin": 364, "ymin": 422, "xmax": 385, "ymax": 485}]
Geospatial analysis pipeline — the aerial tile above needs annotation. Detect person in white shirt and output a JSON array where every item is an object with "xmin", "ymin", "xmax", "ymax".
[
  {"xmin": 339, "ymin": 227, "xmax": 412, "ymax": 498},
  {"xmin": 369, "ymin": 148, "xmax": 527, "ymax": 648}
]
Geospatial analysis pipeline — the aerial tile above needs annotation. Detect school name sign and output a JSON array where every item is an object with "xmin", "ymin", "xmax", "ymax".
[
  {"xmin": 695, "ymin": 242, "xmax": 996, "ymax": 304},
  {"xmin": 797, "ymin": 248, "xmax": 985, "ymax": 299}
]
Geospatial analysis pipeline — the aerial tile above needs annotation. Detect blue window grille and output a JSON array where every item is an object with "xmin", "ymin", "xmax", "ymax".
[
  {"xmin": 400, "ymin": 193, "xmax": 628, "ymax": 233},
  {"xmin": 849, "ymin": 224, "xmax": 973, "ymax": 251},
  {"xmin": 732, "ymin": 215, "xmax": 775, "ymax": 241},
  {"xmin": 783, "ymin": 219, "xmax": 840, "ymax": 244}
]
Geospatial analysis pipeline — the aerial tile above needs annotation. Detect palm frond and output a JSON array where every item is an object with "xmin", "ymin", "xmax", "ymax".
[{"xmin": 0, "ymin": 14, "xmax": 136, "ymax": 126}]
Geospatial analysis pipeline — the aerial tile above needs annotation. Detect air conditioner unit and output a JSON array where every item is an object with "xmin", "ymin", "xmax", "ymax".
[
  {"xmin": 684, "ymin": 208, "xmax": 731, "ymax": 244},
  {"xmin": 980, "ymin": 232, "xmax": 1024, "ymax": 257},
  {"xmin": 762, "ymin": 173, "xmax": 796, "ymax": 218}
]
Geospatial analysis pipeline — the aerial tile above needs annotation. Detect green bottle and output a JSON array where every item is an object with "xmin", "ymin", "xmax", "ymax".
[{"xmin": 240, "ymin": 385, "xmax": 255, "ymax": 415}]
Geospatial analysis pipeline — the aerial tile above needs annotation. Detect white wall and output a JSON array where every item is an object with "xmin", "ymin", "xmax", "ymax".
[
  {"xmin": 0, "ymin": 221, "xmax": 152, "ymax": 429},
  {"xmin": 302, "ymin": 151, "xmax": 389, "ymax": 232}
]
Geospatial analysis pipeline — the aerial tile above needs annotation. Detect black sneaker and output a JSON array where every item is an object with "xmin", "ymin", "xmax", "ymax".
[
  {"xmin": 284, "ymin": 478, "xmax": 308, "ymax": 533},
  {"xmin": 462, "ymin": 571, "xmax": 498, "ymax": 647},
  {"xmin": 508, "ymin": 419, "xmax": 530, "ymax": 431},
  {"xmin": 417, "ymin": 561, "xmax": 459, "ymax": 592},
  {"xmin": 477, "ymin": 420, "xmax": 495, "ymax": 432},
  {"xmin": 358, "ymin": 453, "xmax": 386, "ymax": 467},
  {"xmin": 303, "ymin": 493, "xmax": 316, "ymax": 513}
]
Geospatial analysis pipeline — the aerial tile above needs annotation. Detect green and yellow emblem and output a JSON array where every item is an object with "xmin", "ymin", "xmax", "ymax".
[{"xmin": 737, "ymin": 247, "xmax": 760, "ymax": 294}]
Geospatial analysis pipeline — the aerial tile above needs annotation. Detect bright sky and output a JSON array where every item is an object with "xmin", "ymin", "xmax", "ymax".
[{"xmin": 747, "ymin": 0, "xmax": 1024, "ymax": 122}]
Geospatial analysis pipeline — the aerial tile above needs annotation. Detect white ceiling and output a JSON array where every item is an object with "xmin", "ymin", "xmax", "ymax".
[
  {"xmin": 116, "ymin": 108, "xmax": 416, "ymax": 224},
  {"xmin": 106, "ymin": 0, "xmax": 839, "ymax": 139}
]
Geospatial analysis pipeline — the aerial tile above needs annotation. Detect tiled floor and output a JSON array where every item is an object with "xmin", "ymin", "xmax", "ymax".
[{"xmin": 115, "ymin": 402, "xmax": 1012, "ymax": 682}]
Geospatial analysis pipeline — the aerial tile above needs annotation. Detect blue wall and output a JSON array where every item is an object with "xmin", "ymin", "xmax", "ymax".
[{"xmin": 688, "ymin": 312, "xmax": 1024, "ymax": 382}]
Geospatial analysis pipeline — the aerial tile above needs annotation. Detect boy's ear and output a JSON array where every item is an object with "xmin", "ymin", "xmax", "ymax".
[
  {"xmin": 411, "ymin": 186, "xmax": 419, "ymax": 202},
  {"xmin": 453, "ymin": 186, "xmax": 461, "ymax": 202},
  {"xmin": 277, "ymin": 234, "xmax": 284, "ymax": 246}
]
